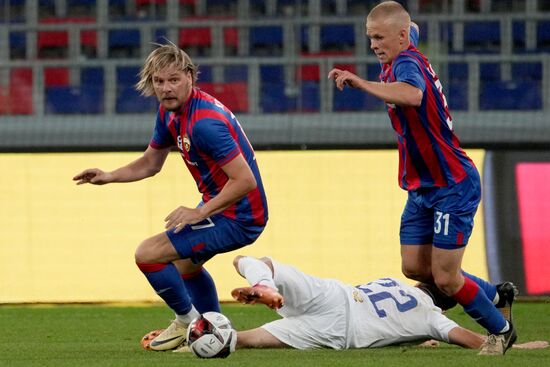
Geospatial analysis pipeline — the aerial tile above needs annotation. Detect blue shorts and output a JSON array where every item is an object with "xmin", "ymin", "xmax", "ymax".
[
  {"xmin": 400, "ymin": 168, "xmax": 481, "ymax": 249},
  {"xmin": 166, "ymin": 214, "xmax": 265, "ymax": 264}
]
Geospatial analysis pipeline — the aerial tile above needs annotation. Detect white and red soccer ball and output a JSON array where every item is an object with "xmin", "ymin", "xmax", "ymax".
[{"xmin": 186, "ymin": 312, "xmax": 237, "ymax": 358}]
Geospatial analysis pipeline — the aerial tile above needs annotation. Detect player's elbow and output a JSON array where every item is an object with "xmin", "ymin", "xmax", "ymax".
[
  {"xmin": 408, "ymin": 89, "xmax": 423, "ymax": 107},
  {"xmin": 243, "ymin": 175, "xmax": 257, "ymax": 193}
]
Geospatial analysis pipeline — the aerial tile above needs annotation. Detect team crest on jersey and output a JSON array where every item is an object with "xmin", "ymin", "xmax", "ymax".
[{"xmin": 183, "ymin": 135, "xmax": 191, "ymax": 152}]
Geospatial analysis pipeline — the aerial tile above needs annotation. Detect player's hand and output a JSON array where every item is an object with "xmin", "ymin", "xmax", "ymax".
[
  {"xmin": 73, "ymin": 168, "xmax": 113, "ymax": 185},
  {"xmin": 164, "ymin": 206, "xmax": 203, "ymax": 233},
  {"xmin": 328, "ymin": 68, "xmax": 358, "ymax": 90}
]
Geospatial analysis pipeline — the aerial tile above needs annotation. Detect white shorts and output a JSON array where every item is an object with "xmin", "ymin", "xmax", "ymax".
[{"xmin": 261, "ymin": 260, "xmax": 349, "ymax": 349}]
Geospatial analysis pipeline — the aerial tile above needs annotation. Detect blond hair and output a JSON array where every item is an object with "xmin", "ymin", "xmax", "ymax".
[
  {"xmin": 136, "ymin": 42, "xmax": 198, "ymax": 96},
  {"xmin": 367, "ymin": 1, "xmax": 410, "ymax": 29}
]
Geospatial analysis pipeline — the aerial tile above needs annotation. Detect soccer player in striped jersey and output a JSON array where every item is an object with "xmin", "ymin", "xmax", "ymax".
[
  {"xmin": 328, "ymin": 1, "xmax": 515, "ymax": 355},
  {"xmin": 73, "ymin": 43, "xmax": 268, "ymax": 351}
]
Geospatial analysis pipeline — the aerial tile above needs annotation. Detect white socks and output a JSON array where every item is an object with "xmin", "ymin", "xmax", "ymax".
[
  {"xmin": 175, "ymin": 305, "xmax": 200, "ymax": 326},
  {"xmin": 237, "ymin": 256, "xmax": 277, "ymax": 290}
]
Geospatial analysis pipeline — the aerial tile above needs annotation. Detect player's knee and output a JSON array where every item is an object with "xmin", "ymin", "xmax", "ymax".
[
  {"xmin": 433, "ymin": 274, "xmax": 461, "ymax": 296},
  {"xmin": 135, "ymin": 239, "xmax": 156, "ymax": 264},
  {"xmin": 402, "ymin": 264, "xmax": 431, "ymax": 282}
]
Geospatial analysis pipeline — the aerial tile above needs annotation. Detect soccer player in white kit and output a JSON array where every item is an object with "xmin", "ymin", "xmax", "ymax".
[{"xmin": 232, "ymin": 255, "xmax": 484, "ymax": 350}]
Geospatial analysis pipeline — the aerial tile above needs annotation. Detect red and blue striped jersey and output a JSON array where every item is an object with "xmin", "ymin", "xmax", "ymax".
[
  {"xmin": 149, "ymin": 88, "xmax": 268, "ymax": 226},
  {"xmin": 380, "ymin": 31, "xmax": 475, "ymax": 190}
]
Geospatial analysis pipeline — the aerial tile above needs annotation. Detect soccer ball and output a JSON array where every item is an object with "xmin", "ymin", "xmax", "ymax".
[{"xmin": 186, "ymin": 312, "xmax": 237, "ymax": 358}]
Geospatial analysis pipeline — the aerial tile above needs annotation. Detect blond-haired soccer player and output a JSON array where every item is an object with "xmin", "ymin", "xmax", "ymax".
[
  {"xmin": 74, "ymin": 43, "xmax": 268, "ymax": 351},
  {"xmin": 328, "ymin": 1, "xmax": 515, "ymax": 355}
]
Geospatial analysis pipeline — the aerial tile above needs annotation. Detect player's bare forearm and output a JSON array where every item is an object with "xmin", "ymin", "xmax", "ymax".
[
  {"xmin": 447, "ymin": 326, "xmax": 485, "ymax": 349},
  {"xmin": 109, "ymin": 146, "xmax": 170, "ymax": 183},
  {"xmin": 357, "ymin": 80, "xmax": 423, "ymax": 107},
  {"xmin": 328, "ymin": 68, "xmax": 422, "ymax": 107}
]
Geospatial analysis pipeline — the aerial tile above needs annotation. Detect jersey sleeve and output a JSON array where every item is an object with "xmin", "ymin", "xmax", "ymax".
[
  {"xmin": 192, "ymin": 118, "xmax": 240, "ymax": 166},
  {"xmin": 393, "ymin": 57, "xmax": 426, "ymax": 92},
  {"xmin": 410, "ymin": 24, "xmax": 419, "ymax": 47},
  {"xmin": 149, "ymin": 108, "xmax": 174, "ymax": 149}
]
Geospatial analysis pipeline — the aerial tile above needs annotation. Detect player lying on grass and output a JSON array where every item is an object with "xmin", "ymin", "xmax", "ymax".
[
  {"xmin": 230, "ymin": 256, "xmax": 546, "ymax": 351},
  {"xmin": 143, "ymin": 255, "xmax": 547, "ymax": 352}
]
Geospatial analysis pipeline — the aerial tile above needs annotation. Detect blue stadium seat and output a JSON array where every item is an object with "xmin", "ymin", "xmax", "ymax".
[
  {"xmin": 116, "ymin": 67, "xmax": 140, "ymax": 86},
  {"xmin": 463, "ymin": 21, "xmax": 500, "ymax": 53},
  {"xmin": 260, "ymin": 82, "xmax": 296, "ymax": 113},
  {"xmin": 198, "ymin": 65, "xmax": 213, "ymax": 82},
  {"xmin": 480, "ymin": 80, "xmax": 542, "ymax": 110},
  {"xmin": 108, "ymin": 29, "xmax": 140, "ymax": 57},
  {"xmin": 81, "ymin": 67, "xmax": 104, "ymax": 85},
  {"xmin": 260, "ymin": 65, "xmax": 284, "ymax": 83},
  {"xmin": 224, "ymin": 65, "xmax": 247, "ymax": 82},
  {"xmin": 250, "ymin": 26, "xmax": 283, "ymax": 56},
  {"xmin": 537, "ymin": 21, "xmax": 550, "ymax": 50},
  {"xmin": 512, "ymin": 62, "xmax": 542, "ymax": 80},
  {"xmin": 109, "ymin": 29, "xmax": 140, "ymax": 47},
  {"xmin": 320, "ymin": 24, "xmax": 355, "ymax": 50},
  {"xmin": 46, "ymin": 85, "xmax": 104, "ymax": 114},
  {"xmin": 333, "ymin": 87, "xmax": 366, "ymax": 111},
  {"xmin": 116, "ymin": 86, "xmax": 157, "ymax": 113},
  {"xmin": 299, "ymin": 81, "xmax": 320, "ymax": 112},
  {"xmin": 513, "ymin": 21, "xmax": 526, "ymax": 52},
  {"xmin": 480, "ymin": 63, "xmax": 500, "ymax": 81},
  {"xmin": 448, "ymin": 63, "xmax": 468, "ymax": 81},
  {"xmin": 447, "ymin": 81, "xmax": 468, "ymax": 111},
  {"xmin": 9, "ymin": 32, "xmax": 25, "ymax": 58}
]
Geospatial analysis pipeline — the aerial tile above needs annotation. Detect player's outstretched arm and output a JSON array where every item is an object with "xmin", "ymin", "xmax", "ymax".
[
  {"xmin": 447, "ymin": 326, "xmax": 485, "ymax": 349},
  {"xmin": 73, "ymin": 145, "xmax": 170, "ymax": 185},
  {"xmin": 328, "ymin": 68, "xmax": 422, "ymax": 107}
]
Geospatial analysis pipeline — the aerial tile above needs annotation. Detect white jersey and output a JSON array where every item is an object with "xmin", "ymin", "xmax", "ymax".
[{"xmin": 261, "ymin": 260, "xmax": 457, "ymax": 350}]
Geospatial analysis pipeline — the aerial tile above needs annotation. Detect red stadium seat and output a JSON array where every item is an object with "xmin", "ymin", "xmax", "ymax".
[
  {"xmin": 2, "ymin": 68, "xmax": 34, "ymax": 114},
  {"xmin": 197, "ymin": 82, "xmax": 248, "ymax": 113},
  {"xmin": 298, "ymin": 52, "xmax": 355, "ymax": 81},
  {"xmin": 44, "ymin": 68, "xmax": 70, "ymax": 87},
  {"xmin": 179, "ymin": 16, "xmax": 238, "ymax": 49}
]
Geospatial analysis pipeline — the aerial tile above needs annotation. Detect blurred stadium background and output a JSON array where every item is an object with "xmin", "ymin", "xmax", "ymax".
[{"xmin": 1, "ymin": 0, "xmax": 549, "ymax": 303}]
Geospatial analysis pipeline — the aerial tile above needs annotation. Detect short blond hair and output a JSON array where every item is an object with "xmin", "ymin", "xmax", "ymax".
[
  {"xmin": 367, "ymin": 1, "xmax": 410, "ymax": 29},
  {"xmin": 136, "ymin": 42, "xmax": 198, "ymax": 96}
]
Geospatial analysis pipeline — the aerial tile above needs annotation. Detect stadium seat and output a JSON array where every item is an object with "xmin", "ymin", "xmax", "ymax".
[
  {"xmin": 537, "ymin": 21, "xmax": 550, "ymax": 51},
  {"xmin": 463, "ymin": 21, "xmax": 500, "ymax": 53},
  {"xmin": 46, "ymin": 84, "xmax": 104, "ymax": 114},
  {"xmin": 1, "ymin": 68, "xmax": 33, "ymax": 114},
  {"xmin": 320, "ymin": 24, "xmax": 355, "ymax": 51},
  {"xmin": 116, "ymin": 86, "xmax": 157, "ymax": 113},
  {"xmin": 9, "ymin": 31, "xmax": 26, "ymax": 58},
  {"xmin": 116, "ymin": 66, "xmax": 140, "ymax": 86},
  {"xmin": 108, "ymin": 29, "xmax": 141, "ymax": 57},
  {"xmin": 249, "ymin": 26, "xmax": 283, "ymax": 56},
  {"xmin": 448, "ymin": 63, "xmax": 468, "ymax": 81},
  {"xmin": 446, "ymin": 81, "xmax": 468, "ymax": 111},
  {"xmin": 224, "ymin": 65, "xmax": 247, "ymax": 82},
  {"xmin": 197, "ymin": 65, "xmax": 213, "ymax": 82},
  {"xmin": 333, "ymin": 87, "xmax": 366, "ymax": 111},
  {"xmin": 299, "ymin": 81, "xmax": 320, "ymax": 112},
  {"xmin": 198, "ymin": 82, "xmax": 249, "ymax": 113},
  {"xmin": 480, "ymin": 80, "xmax": 542, "ymax": 110},
  {"xmin": 260, "ymin": 82, "xmax": 296, "ymax": 113},
  {"xmin": 298, "ymin": 51, "xmax": 355, "ymax": 81},
  {"xmin": 260, "ymin": 65, "xmax": 284, "ymax": 83},
  {"xmin": 512, "ymin": 62, "xmax": 542, "ymax": 80},
  {"xmin": 480, "ymin": 63, "xmax": 500, "ymax": 81},
  {"xmin": 44, "ymin": 68, "xmax": 70, "ymax": 87}
]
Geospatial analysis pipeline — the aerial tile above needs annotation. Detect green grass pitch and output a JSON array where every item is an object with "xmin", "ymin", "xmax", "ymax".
[{"xmin": 1, "ymin": 302, "xmax": 548, "ymax": 367}]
